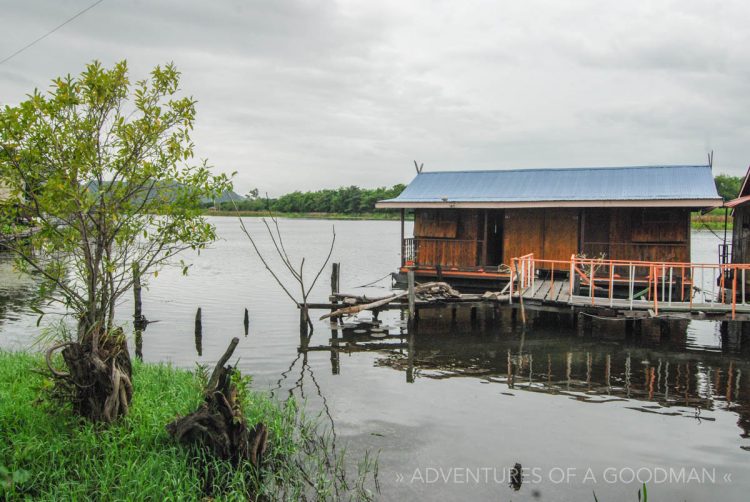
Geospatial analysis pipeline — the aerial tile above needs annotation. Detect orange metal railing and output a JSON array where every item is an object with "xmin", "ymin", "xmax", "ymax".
[{"xmin": 509, "ymin": 253, "xmax": 750, "ymax": 319}]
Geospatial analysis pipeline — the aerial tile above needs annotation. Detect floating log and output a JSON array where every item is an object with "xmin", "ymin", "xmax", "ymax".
[{"xmin": 320, "ymin": 281, "xmax": 459, "ymax": 320}]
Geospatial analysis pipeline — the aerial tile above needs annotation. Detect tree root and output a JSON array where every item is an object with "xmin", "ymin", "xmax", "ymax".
[
  {"xmin": 167, "ymin": 337, "xmax": 268, "ymax": 473},
  {"xmin": 46, "ymin": 328, "xmax": 133, "ymax": 423}
]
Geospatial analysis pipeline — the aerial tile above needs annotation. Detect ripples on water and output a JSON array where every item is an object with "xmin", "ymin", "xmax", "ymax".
[{"xmin": 1, "ymin": 220, "xmax": 748, "ymax": 501}]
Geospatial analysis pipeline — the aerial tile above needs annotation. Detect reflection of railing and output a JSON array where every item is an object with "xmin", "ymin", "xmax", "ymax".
[
  {"xmin": 510, "ymin": 253, "xmax": 750, "ymax": 319},
  {"xmin": 403, "ymin": 238, "xmax": 484, "ymax": 269}
]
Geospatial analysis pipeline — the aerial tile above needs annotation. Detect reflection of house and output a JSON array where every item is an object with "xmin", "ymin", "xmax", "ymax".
[
  {"xmin": 304, "ymin": 312, "xmax": 750, "ymax": 439},
  {"xmin": 377, "ymin": 165, "xmax": 721, "ymax": 283}
]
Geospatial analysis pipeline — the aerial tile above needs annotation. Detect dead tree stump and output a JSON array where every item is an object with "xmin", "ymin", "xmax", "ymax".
[
  {"xmin": 46, "ymin": 327, "xmax": 133, "ymax": 423},
  {"xmin": 166, "ymin": 337, "xmax": 268, "ymax": 470}
]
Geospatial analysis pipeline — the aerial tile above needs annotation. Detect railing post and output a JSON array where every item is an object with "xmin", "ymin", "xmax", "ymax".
[
  {"xmin": 743, "ymin": 269, "xmax": 746, "ymax": 305},
  {"xmin": 732, "ymin": 266, "xmax": 737, "ymax": 320},
  {"xmin": 668, "ymin": 267, "xmax": 673, "ymax": 306},
  {"xmin": 652, "ymin": 265, "xmax": 658, "ymax": 316},
  {"xmin": 680, "ymin": 266, "xmax": 685, "ymax": 302},
  {"xmin": 569, "ymin": 254, "xmax": 575, "ymax": 303},
  {"xmin": 690, "ymin": 266, "xmax": 694, "ymax": 308},
  {"xmin": 609, "ymin": 262, "xmax": 614, "ymax": 308},
  {"xmin": 509, "ymin": 262, "xmax": 514, "ymax": 304},
  {"xmin": 629, "ymin": 263, "xmax": 634, "ymax": 310},
  {"xmin": 551, "ymin": 262, "xmax": 555, "ymax": 298},
  {"xmin": 590, "ymin": 261, "xmax": 595, "ymax": 305}
]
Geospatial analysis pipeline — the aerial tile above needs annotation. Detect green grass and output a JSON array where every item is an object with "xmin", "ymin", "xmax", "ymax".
[
  {"xmin": 692, "ymin": 210, "xmax": 733, "ymax": 231},
  {"xmin": 0, "ymin": 352, "xmax": 377, "ymax": 501}
]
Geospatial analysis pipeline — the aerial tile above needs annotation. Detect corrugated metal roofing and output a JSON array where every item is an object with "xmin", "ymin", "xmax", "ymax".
[{"xmin": 378, "ymin": 165, "xmax": 721, "ymax": 207}]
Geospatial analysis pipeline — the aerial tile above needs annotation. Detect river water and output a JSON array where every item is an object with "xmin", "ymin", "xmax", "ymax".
[{"xmin": 1, "ymin": 218, "xmax": 748, "ymax": 501}]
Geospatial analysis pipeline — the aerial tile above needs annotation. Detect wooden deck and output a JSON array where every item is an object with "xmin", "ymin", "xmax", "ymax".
[{"xmin": 517, "ymin": 276, "xmax": 750, "ymax": 320}]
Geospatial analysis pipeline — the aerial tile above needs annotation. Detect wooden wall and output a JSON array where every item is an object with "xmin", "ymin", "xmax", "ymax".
[
  {"xmin": 501, "ymin": 208, "xmax": 579, "ymax": 265},
  {"xmin": 414, "ymin": 209, "xmax": 481, "ymax": 268},
  {"xmin": 732, "ymin": 206, "xmax": 750, "ymax": 264},
  {"xmin": 581, "ymin": 208, "xmax": 690, "ymax": 263},
  {"xmin": 413, "ymin": 207, "xmax": 692, "ymax": 271}
]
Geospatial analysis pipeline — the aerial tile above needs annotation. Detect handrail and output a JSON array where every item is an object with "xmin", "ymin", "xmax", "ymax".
[{"xmin": 510, "ymin": 253, "xmax": 747, "ymax": 319}]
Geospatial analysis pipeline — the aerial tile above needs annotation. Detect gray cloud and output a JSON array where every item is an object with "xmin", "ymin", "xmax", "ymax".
[{"xmin": 1, "ymin": 0, "xmax": 749, "ymax": 195}]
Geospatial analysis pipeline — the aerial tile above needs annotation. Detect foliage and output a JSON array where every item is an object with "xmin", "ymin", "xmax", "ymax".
[
  {"xmin": 714, "ymin": 174, "xmax": 743, "ymax": 201},
  {"xmin": 213, "ymin": 184, "xmax": 406, "ymax": 214},
  {"xmin": 0, "ymin": 60, "xmax": 232, "ymax": 336},
  {"xmin": 0, "ymin": 352, "xmax": 378, "ymax": 500}
]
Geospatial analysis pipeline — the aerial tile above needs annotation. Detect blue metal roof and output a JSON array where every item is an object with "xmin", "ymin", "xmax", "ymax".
[{"xmin": 378, "ymin": 165, "xmax": 721, "ymax": 206}]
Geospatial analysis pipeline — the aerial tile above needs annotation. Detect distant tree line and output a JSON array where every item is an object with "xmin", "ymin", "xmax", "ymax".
[
  {"xmin": 208, "ymin": 174, "xmax": 745, "ymax": 213},
  {"xmin": 714, "ymin": 174, "xmax": 743, "ymax": 201},
  {"xmin": 213, "ymin": 184, "xmax": 406, "ymax": 213}
]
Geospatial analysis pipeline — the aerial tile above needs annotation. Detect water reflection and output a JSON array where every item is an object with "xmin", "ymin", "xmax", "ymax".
[
  {"xmin": 0, "ymin": 254, "xmax": 40, "ymax": 330},
  {"xmin": 298, "ymin": 306, "xmax": 750, "ymax": 441}
]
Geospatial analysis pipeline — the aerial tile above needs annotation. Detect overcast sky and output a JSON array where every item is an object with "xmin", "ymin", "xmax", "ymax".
[{"xmin": 1, "ymin": 0, "xmax": 748, "ymax": 196}]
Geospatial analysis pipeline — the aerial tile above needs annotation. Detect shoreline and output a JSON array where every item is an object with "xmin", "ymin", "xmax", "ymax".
[
  {"xmin": 203, "ymin": 210, "xmax": 730, "ymax": 229},
  {"xmin": 0, "ymin": 352, "xmax": 376, "ymax": 500},
  {"xmin": 204, "ymin": 210, "xmax": 410, "ymax": 221}
]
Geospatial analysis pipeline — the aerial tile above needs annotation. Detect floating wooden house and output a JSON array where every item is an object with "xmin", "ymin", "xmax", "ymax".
[{"xmin": 376, "ymin": 165, "xmax": 722, "ymax": 285}]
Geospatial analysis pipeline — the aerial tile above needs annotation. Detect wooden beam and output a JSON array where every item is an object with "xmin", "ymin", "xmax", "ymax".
[
  {"xmin": 400, "ymin": 208, "xmax": 405, "ymax": 267},
  {"xmin": 482, "ymin": 209, "xmax": 488, "ymax": 266}
]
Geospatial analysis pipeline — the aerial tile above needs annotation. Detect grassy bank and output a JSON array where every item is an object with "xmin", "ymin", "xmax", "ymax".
[
  {"xmin": 692, "ymin": 209, "xmax": 732, "ymax": 231},
  {"xmin": 0, "ymin": 352, "xmax": 376, "ymax": 500}
]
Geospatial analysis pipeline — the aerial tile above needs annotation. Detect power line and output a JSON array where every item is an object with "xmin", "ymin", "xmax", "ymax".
[{"xmin": 0, "ymin": 0, "xmax": 106, "ymax": 65}]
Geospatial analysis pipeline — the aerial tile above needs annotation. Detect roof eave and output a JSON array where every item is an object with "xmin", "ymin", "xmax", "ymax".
[{"xmin": 375, "ymin": 199, "xmax": 724, "ymax": 209}]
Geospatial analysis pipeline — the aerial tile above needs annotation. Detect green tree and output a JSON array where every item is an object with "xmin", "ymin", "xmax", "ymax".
[
  {"xmin": 714, "ymin": 174, "xmax": 743, "ymax": 201},
  {"xmin": 0, "ymin": 61, "xmax": 232, "ymax": 422}
]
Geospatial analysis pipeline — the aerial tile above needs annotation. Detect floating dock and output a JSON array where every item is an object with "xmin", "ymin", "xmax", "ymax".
[{"xmin": 307, "ymin": 253, "xmax": 750, "ymax": 323}]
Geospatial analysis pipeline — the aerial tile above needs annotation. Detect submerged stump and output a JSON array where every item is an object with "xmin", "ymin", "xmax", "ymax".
[{"xmin": 166, "ymin": 337, "xmax": 268, "ymax": 470}]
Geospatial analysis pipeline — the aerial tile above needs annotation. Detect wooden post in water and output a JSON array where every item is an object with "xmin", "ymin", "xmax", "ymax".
[
  {"xmin": 407, "ymin": 270, "xmax": 416, "ymax": 330},
  {"xmin": 194, "ymin": 307, "xmax": 203, "ymax": 356},
  {"xmin": 133, "ymin": 263, "xmax": 142, "ymax": 324},
  {"xmin": 406, "ymin": 331, "xmax": 415, "ymax": 383},
  {"xmin": 330, "ymin": 262, "xmax": 340, "ymax": 322},
  {"xmin": 133, "ymin": 263, "xmax": 143, "ymax": 360},
  {"xmin": 243, "ymin": 308, "xmax": 249, "ymax": 336},
  {"xmin": 330, "ymin": 324, "xmax": 340, "ymax": 375},
  {"xmin": 299, "ymin": 305, "xmax": 309, "ymax": 338},
  {"xmin": 515, "ymin": 258, "xmax": 527, "ymax": 326}
]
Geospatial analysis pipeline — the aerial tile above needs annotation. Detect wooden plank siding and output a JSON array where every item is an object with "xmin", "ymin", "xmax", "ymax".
[
  {"xmin": 581, "ymin": 208, "xmax": 690, "ymax": 263},
  {"xmin": 732, "ymin": 206, "xmax": 750, "ymax": 264},
  {"xmin": 413, "ymin": 207, "xmax": 692, "ymax": 273},
  {"xmin": 501, "ymin": 209, "xmax": 579, "ymax": 267},
  {"xmin": 413, "ymin": 209, "xmax": 482, "ymax": 268},
  {"xmin": 502, "ymin": 209, "xmax": 545, "ymax": 263}
]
